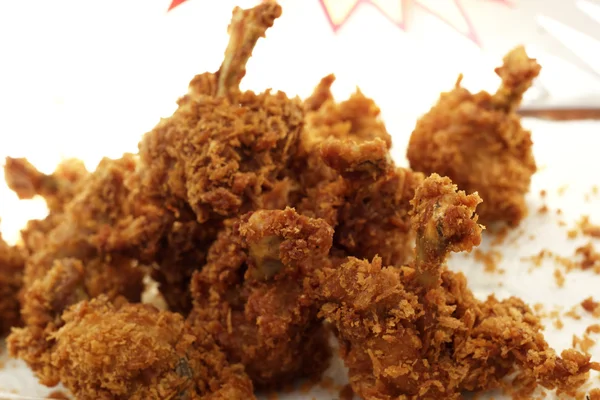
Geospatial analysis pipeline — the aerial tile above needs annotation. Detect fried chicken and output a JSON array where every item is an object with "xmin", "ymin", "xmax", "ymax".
[
  {"xmin": 0, "ymin": 230, "xmax": 24, "ymax": 335},
  {"xmin": 188, "ymin": 208, "xmax": 333, "ymax": 388},
  {"xmin": 297, "ymin": 76, "xmax": 424, "ymax": 266},
  {"xmin": 138, "ymin": 1, "xmax": 298, "ymax": 222},
  {"xmin": 51, "ymin": 296, "xmax": 254, "ymax": 400},
  {"xmin": 312, "ymin": 174, "xmax": 599, "ymax": 399},
  {"xmin": 8, "ymin": 155, "xmax": 166, "ymax": 385},
  {"xmin": 4, "ymin": 157, "xmax": 89, "ymax": 254},
  {"xmin": 137, "ymin": 1, "xmax": 302, "ymax": 311},
  {"xmin": 407, "ymin": 47, "xmax": 539, "ymax": 226}
]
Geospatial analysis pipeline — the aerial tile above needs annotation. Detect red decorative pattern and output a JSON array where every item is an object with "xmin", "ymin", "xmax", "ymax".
[{"xmin": 168, "ymin": 0, "xmax": 512, "ymax": 48}]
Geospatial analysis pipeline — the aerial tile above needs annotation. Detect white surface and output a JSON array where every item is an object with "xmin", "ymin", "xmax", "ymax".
[
  {"xmin": 1, "ymin": 120, "xmax": 600, "ymax": 399},
  {"xmin": 0, "ymin": 1, "xmax": 600, "ymax": 398}
]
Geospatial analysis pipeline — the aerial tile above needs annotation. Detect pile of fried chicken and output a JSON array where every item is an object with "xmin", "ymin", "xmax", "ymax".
[{"xmin": 0, "ymin": 2, "xmax": 597, "ymax": 399}]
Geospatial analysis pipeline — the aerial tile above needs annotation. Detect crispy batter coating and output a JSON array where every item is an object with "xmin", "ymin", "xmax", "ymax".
[
  {"xmin": 313, "ymin": 174, "xmax": 598, "ymax": 399},
  {"xmin": 189, "ymin": 208, "xmax": 333, "ymax": 388},
  {"xmin": 407, "ymin": 46, "xmax": 539, "ymax": 226},
  {"xmin": 136, "ymin": 1, "xmax": 301, "ymax": 310},
  {"xmin": 8, "ymin": 155, "xmax": 166, "ymax": 384},
  {"xmin": 138, "ymin": 2, "xmax": 297, "ymax": 223},
  {"xmin": 0, "ymin": 231, "xmax": 24, "ymax": 334},
  {"xmin": 51, "ymin": 296, "xmax": 254, "ymax": 400},
  {"xmin": 297, "ymin": 77, "xmax": 424, "ymax": 266}
]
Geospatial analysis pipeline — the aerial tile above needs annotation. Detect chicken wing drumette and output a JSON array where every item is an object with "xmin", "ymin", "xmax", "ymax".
[
  {"xmin": 407, "ymin": 47, "xmax": 539, "ymax": 226},
  {"xmin": 0, "ymin": 230, "xmax": 24, "ymax": 335},
  {"xmin": 312, "ymin": 174, "xmax": 598, "ymax": 399},
  {"xmin": 51, "ymin": 296, "xmax": 254, "ymax": 400},
  {"xmin": 188, "ymin": 208, "xmax": 333, "ymax": 388},
  {"xmin": 137, "ymin": 1, "xmax": 303, "ymax": 311}
]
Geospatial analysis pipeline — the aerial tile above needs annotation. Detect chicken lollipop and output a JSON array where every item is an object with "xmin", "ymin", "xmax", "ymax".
[
  {"xmin": 407, "ymin": 47, "xmax": 539, "ymax": 226},
  {"xmin": 312, "ymin": 174, "xmax": 598, "ymax": 399},
  {"xmin": 137, "ymin": 1, "xmax": 303, "ymax": 312}
]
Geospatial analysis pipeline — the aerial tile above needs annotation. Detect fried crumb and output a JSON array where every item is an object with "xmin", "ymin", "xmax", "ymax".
[
  {"xmin": 553, "ymin": 318, "xmax": 564, "ymax": 330},
  {"xmin": 473, "ymin": 249, "xmax": 504, "ymax": 273},
  {"xmin": 339, "ymin": 384, "xmax": 355, "ymax": 400},
  {"xmin": 558, "ymin": 185, "xmax": 568, "ymax": 196},
  {"xmin": 578, "ymin": 216, "xmax": 600, "ymax": 238},
  {"xmin": 573, "ymin": 333, "xmax": 596, "ymax": 355},
  {"xmin": 587, "ymin": 325, "xmax": 600, "ymax": 335},
  {"xmin": 540, "ymin": 189, "xmax": 547, "ymax": 198},
  {"xmin": 554, "ymin": 269, "xmax": 565, "ymax": 287},
  {"xmin": 565, "ymin": 305, "xmax": 582, "ymax": 320},
  {"xmin": 576, "ymin": 243, "xmax": 600, "ymax": 272},
  {"xmin": 588, "ymin": 388, "xmax": 600, "ymax": 400},
  {"xmin": 48, "ymin": 391, "xmax": 71, "ymax": 399},
  {"xmin": 568, "ymin": 229, "xmax": 579, "ymax": 239},
  {"xmin": 538, "ymin": 205, "xmax": 548, "ymax": 214},
  {"xmin": 582, "ymin": 298, "xmax": 600, "ymax": 314}
]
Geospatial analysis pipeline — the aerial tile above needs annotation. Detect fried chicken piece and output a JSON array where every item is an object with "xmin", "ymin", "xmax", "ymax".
[
  {"xmin": 49, "ymin": 296, "xmax": 254, "ymax": 400},
  {"xmin": 8, "ymin": 155, "xmax": 167, "ymax": 384},
  {"xmin": 407, "ymin": 46, "xmax": 539, "ymax": 226},
  {"xmin": 0, "ymin": 230, "xmax": 24, "ymax": 335},
  {"xmin": 297, "ymin": 77, "xmax": 423, "ymax": 266},
  {"xmin": 313, "ymin": 174, "xmax": 598, "ymax": 399},
  {"xmin": 138, "ymin": 1, "xmax": 299, "ymax": 223},
  {"xmin": 4, "ymin": 157, "xmax": 88, "ymax": 214},
  {"xmin": 136, "ymin": 2, "xmax": 300, "ymax": 310},
  {"xmin": 189, "ymin": 208, "xmax": 333, "ymax": 388},
  {"xmin": 4, "ymin": 157, "xmax": 89, "ymax": 254}
]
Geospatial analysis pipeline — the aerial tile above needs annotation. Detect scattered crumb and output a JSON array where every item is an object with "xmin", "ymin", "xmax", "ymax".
[
  {"xmin": 48, "ymin": 391, "xmax": 71, "ymax": 399},
  {"xmin": 540, "ymin": 189, "xmax": 547, "ymax": 198},
  {"xmin": 558, "ymin": 185, "xmax": 568, "ymax": 196},
  {"xmin": 554, "ymin": 268, "xmax": 565, "ymax": 287},
  {"xmin": 339, "ymin": 384, "xmax": 355, "ymax": 400},
  {"xmin": 586, "ymin": 324, "xmax": 600, "ymax": 335},
  {"xmin": 565, "ymin": 305, "xmax": 582, "ymax": 320},
  {"xmin": 553, "ymin": 318, "xmax": 564, "ymax": 330},
  {"xmin": 556, "ymin": 208, "xmax": 563, "ymax": 215},
  {"xmin": 538, "ymin": 205, "xmax": 548, "ymax": 214},
  {"xmin": 578, "ymin": 216, "xmax": 600, "ymax": 238},
  {"xmin": 582, "ymin": 297, "xmax": 600, "ymax": 314},
  {"xmin": 576, "ymin": 243, "xmax": 600, "ymax": 272},
  {"xmin": 573, "ymin": 333, "xmax": 596, "ymax": 355},
  {"xmin": 473, "ymin": 249, "xmax": 504, "ymax": 274},
  {"xmin": 528, "ymin": 234, "xmax": 536, "ymax": 240},
  {"xmin": 568, "ymin": 229, "xmax": 578, "ymax": 239}
]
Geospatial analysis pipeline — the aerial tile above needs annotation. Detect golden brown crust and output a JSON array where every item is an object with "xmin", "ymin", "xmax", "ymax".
[
  {"xmin": 312, "ymin": 174, "xmax": 597, "ymax": 399},
  {"xmin": 407, "ymin": 46, "xmax": 539, "ymax": 226},
  {"xmin": 189, "ymin": 208, "xmax": 333, "ymax": 388},
  {"xmin": 52, "ymin": 296, "xmax": 254, "ymax": 400},
  {"xmin": 0, "ymin": 232, "xmax": 24, "ymax": 335}
]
